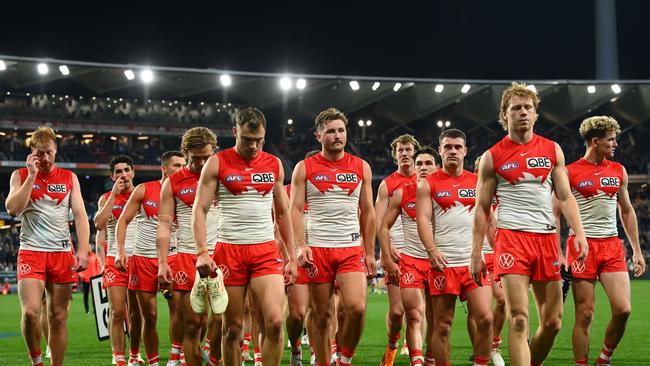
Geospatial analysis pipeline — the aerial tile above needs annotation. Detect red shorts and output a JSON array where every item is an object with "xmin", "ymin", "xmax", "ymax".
[
  {"xmin": 213, "ymin": 241, "xmax": 284, "ymax": 286},
  {"xmin": 305, "ymin": 246, "xmax": 366, "ymax": 283},
  {"xmin": 103, "ymin": 255, "xmax": 129, "ymax": 288},
  {"xmin": 567, "ymin": 236, "xmax": 627, "ymax": 279},
  {"xmin": 128, "ymin": 256, "xmax": 159, "ymax": 292},
  {"xmin": 17, "ymin": 250, "xmax": 76, "ymax": 284},
  {"xmin": 429, "ymin": 266, "xmax": 482, "ymax": 301},
  {"xmin": 494, "ymin": 229, "xmax": 561, "ymax": 281},
  {"xmin": 483, "ymin": 253, "xmax": 499, "ymax": 284},
  {"xmin": 399, "ymin": 254, "xmax": 430, "ymax": 289},
  {"xmin": 296, "ymin": 266, "xmax": 310, "ymax": 285},
  {"xmin": 173, "ymin": 252, "xmax": 197, "ymax": 291}
]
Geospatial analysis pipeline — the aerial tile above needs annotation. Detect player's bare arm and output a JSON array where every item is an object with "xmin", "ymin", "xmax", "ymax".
[
  {"xmin": 272, "ymin": 159, "xmax": 297, "ymax": 283},
  {"xmin": 359, "ymin": 161, "xmax": 377, "ymax": 277},
  {"xmin": 115, "ymin": 183, "xmax": 145, "ymax": 271},
  {"xmin": 191, "ymin": 154, "xmax": 219, "ymax": 276},
  {"xmin": 378, "ymin": 190, "xmax": 402, "ymax": 285},
  {"xmin": 289, "ymin": 160, "xmax": 311, "ymax": 266},
  {"xmin": 617, "ymin": 166, "xmax": 646, "ymax": 277},
  {"xmin": 70, "ymin": 172, "xmax": 90, "ymax": 271},
  {"xmin": 471, "ymin": 150, "xmax": 496, "ymax": 285},
  {"xmin": 416, "ymin": 177, "xmax": 446, "ymax": 271},
  {"xmin": 156, "ymin": 178, "xmax": 175, "ymax": 285},
  {"xmin": 5, "ymin": 158, "xmax": 38, "ymax": 216}
]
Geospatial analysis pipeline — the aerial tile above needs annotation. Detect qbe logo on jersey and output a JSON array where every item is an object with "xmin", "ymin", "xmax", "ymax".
[
  {"xmin": 47, "ymin": 184, "xmax": 67, "ymax": 193},
  {"xmin": 251, "ymin": 173, "xmax": 275, "ymax": 184},
  {"xmin": 458, "ymin": 189, "xmax": 476, "ymax": 198},
  {"xmin": 599, "ymin": 177, "xmax": 620, "ymax": 187},
  {"xmin": 526, "ymin": 157, "xmax": 552, "ymax": 169},
  {"xmin": 336, "ymin": 173, "xmax": 358, "ymax": 183}
]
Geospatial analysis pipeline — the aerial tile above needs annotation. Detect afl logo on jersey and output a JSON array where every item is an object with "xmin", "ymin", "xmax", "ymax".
[
  {"xmin": 251, "ymin": 173, "xmax": 275, "ymax": 184},
  {"xmin": 336, "ymin": 173, "xmax": 358, "ymax": 183},
  {"xmin": 436, "ymin": 191, "xmax": 452, "ymax": 198},
  {"xmin": 526, "ymin": 157, "xmax": 552, "ymax": 169},
  {"xmin": 144, "ymin": 200, "xmax": 158, "ymax": 208},
  {"xmin": 578, "ymin": 180, "xmax": 594, "ymax": 188},
  {"xmin": 406, "ymin": 202, "xmax": 416, "ymax": 209},
  {"xmin": 314, "ymin": 174, "xmax": 330, "ymax": 182},
  {"xmin": 500, "ymin": 162, "xmax": 519, "ymax": 171},
  {"xmin": 599, "ymin": 177, "xmax": 619, "ymax": 187},
  {"xmin": 179, "ymin": 188, "xmax": 195, "ymax": 195},
  {"xmin": 112, "ymin": 204, "xmax": 124, "ymax": 210},
  {"xmin": 225, "ymin": 175, "xmax": 244, "ymax": 182},
  {"xmin": 47, "ymin": 184, "xmax": 67, "ymax": 193},
  {"xmin": 458, "ymin": 189, "xmax": 476, "ymax": 198}
]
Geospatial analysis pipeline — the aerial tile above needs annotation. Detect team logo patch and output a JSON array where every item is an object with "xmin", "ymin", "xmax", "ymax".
[
  {"xmin": 405, "ymin": 202, "xmax": 416, "ymax": 209},
  {"xmin": 112, "ymin": 204, "xmax": 124, "ymax": 210},
  {"xmin": 335, "ymin": 173, "xmax": 358, "ymax": 183},
  {"xmin": 458, "ymin": 189, "xmax": 476, "ymax": 198},
  {"xmin": 175, "ymin": 271, "xmax": 189, "ymax": 285},
  {"xmin": 500, "ymin": 162, "xmax": 519, "ymax": 171},
  {"xmin": 18, "ymin": 263, "xmax": 31, "ymax": 275},
  {"xmin": 578, "ymin": 180, "xmax": 594, "ymax": 188},
  {"xmin": 129, "ymin": 273, "xmax": 139, "ymax": 287},
  {"xmin": 251, "ymin": 173, "xmax": 275, "ymax": 184},
  {"xmin": 526, "ymin": 157, "xmax": 552, "ymax": 169},
  {"xmin": 225, "ymin": 175, "xmax": 244, "ymax": 182},
  {"xmin": 218, "ymin": 265, "xmax": 230, "ymax": 279},
  {"xmin": 105, "ymin": 271, "xmax": 116, "ymax": 284},
  {"xmin": 47, "ymin": 184, "xmax": 67, "ymax": 193},
  {"xmin": 433, "ymin": 275, "xmax": 446, "ymax": 291},
  {"xmin": 599, "ymin": 177, "xmax": 619, "ymax": 187},
  {"xmin": 571, "ymin": 260, "xmax": 586, "ymax": 274},
  {"xmin": 401, "ymin": 272, "xmax": 415, "ymax": 285},
  {"xmin": 314, "ymin": 175, "xmax": 330, "ymax": 182},
  {"xmin": 436, "ymin": 191, "xmax": 452, "ymax": 198},
  {"xmin": 144, "ymin": 200, "xmax": 158, "ymax": 208},
  {"xmin": 305, "ymin": 265, "xmax": 319, "ymax": 279},
  {"xmin": 179, "ymin": 188, "xmax": 195, "ymax": 195},
  {"xmin": 498, "ymin": 253, "xmax": 515, "ymax": 269}
]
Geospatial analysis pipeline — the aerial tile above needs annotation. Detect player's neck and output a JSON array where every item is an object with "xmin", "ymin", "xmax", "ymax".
[
  {"xmin": 397, "ymin": 165, "xmax": 414, "ymax": 176},
  {"xmin": 507, "ymin": 129, "xmax": 534, "ymax": 144},
  {"xmin": 321, "ymin": 150, "xmax": 345, "ymax": 162},
  {"xmin": 583, "ymin": 148, "xmax": 606, "ymax": 165},
  {"xmin": 38, "ymin": 165, "xmax": 55, "ymax": 175},
  {"xmin": 443, "ymin": 165, "xmax": 463, "ymax": 177},
  {"xmin": 120, "ymin": 186, "xmax": 134, "ymax": 195}
]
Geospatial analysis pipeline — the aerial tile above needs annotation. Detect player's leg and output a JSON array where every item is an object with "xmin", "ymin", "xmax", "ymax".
[
  {"xmin": 250, "ymin": 274, "xmax": 286, "ymax": 366},
  {"xmin": 429, "ymin": 294, "xmax": 456, "ymax": 365},
  {"xmin": 179, "ymin": 290, "xmax": 207, "ymax": 366},
  {"xmin": 490, "ymin": 275, "xmax": 506, "ymax": 355},
  {"xmin": 309, "ymin": 282, "xmax": 334, "ymax": 366},
  {"xmin": 466, "ymin": 286, "xmax": 494, "ymax": 365},
  {"xmin": 424, "ymin": 294, "xmax": 435, "ymax": 366},
  {"xmin": 206, "ymin": 313, "xmax": 223, "ymax": 365},
  {"xmin": 45, "ymin": 281, "xmax": 73, "ymax": 366},
  {"xmin": 571, "ymin": 279, "xmax": 596, "ymax": 364},
  {"xmin": 400, "ymin": 287, "xmax": 425, "ymax": 364},
  {"xmin": 136, "ymin": 290, "xmax": 159, "ymax": 365},
  {"xmin": 595, "ymin": 271, "xmax": 632, "ymax": 365},
  {"xmin": 19, "ymin": 278, "xmax": 46, "ymax": 364},
  {"xmin": 127, "ymin": 289, "xmax": 144, "ymax": 363},
  {"xmin": 166, "ymin": 290, "xmax": 184, "ymax": 365},
  {"xmin": 107, "ymin": 286, "xmax": 128, "ymax": 363},
  {"xmin": 380, "ymin": 282, "xmax": 404, "ymax": 366},
  {"xmin": 529, "ymin": 280, "xmax": 563, "ymax": 365},
  {"xmin": 286, "ymin": 283, "xmax": 309, "ymax": 360},
  {"xmin": 221, "ymin": 285, "xmax": 247, "ymax": 366},
  {"xmin": 500, "ymin": 274, "xmax": 532, "ymax": 366},
  {"xmin": 335, "ymin": 271, "xmax": 367, "ymax": 366}
]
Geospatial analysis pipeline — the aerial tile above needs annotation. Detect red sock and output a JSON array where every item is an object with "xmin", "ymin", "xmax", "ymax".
[
  {"xmin": 424, "ymin": 350, "xmax": 436, "ymax": 366},
  {"xmin": 409, "ymin": 349, "xmax": 423, "ymax": 365},
  {"xmin": 29, "ymin": 350, "xmax": 44, "ymax": 366},
  {"xmin": 208, "ymin": 354, "xmax": 222, "ymax": 366},
  {"xmin": 169, "ymin": 342, "xmax": 182, "ymax": 360},
  {"xmin": 339, "ymin": 346, "xmax": 354, "ymax": 366},
  {"xmin": 596, "ymin": 339, "xmax": 617, "ymax": 364},
  {"xmin": 474, "ymin": 355, "xmax": 489, "ymax": 365},
  {"xmin": 388, "ymin": 332, "xmax": 400, "ymax": 349},
  {"xmin": 575, "ymin": 359, "xmax": 588, "ymax": 366},
  {"xmin": 113, "ymin": 352, "xmax": 126, "ymax": 366},
  {"xmin": 147, "ymin": 352, "xmax": 160, "ymax": 365},
  {"xmin": 492, "ymin": 336, "xmax": 502, "ymax": 349},
  {"xmin": 204, "ymin": 337, "xmax": 211, "ymax": 352}
]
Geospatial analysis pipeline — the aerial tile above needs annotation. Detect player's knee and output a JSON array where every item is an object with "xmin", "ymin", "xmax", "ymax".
[
  {"xmin": 22, "ymin": 307, "xmax": 40, "ymax": 324},
  {"xmin": 142, "ymin": 309, "xmax": 157, "ymax": 325},
  {"xmin": 388, "ymin": 306, "xmax": 404, "ymax": 323},
  {"xmin": 510, "ymin": 313, "xmax": 529, "ymax": 333},
  {"xmin": 346, "ymin": 301, "xmax": 366, "ymax": 320},
  {"xmin": 474, "ymin": 311, "xmax": 493, "ymax": 332},
  {"xmin": 264, "ymin": 317, "xmax": 284, "ymax": 341},
  {"xmin": 495, "ymin": 295, "xmax": 506, "ymax": 310},
  {"xmin": 405, "ymin": 308, "xmax": 423, "ymax": 324},
  {"xmin": 434, "ymin": 318, "xmax": 453, "ymax": 339},
  {"xmin": 612, "ymin": 304, "xmax": 631, "ymax": 324},
  {"xmin": 289, "ymin": 305, "xmax": 307, "ymax": 322},
  {"xmin": 224, "ymin": 323, "xmax": 243, "ymax": 342},
  {"xmin": 541, "ymin": 316, "xmax": 562, "ymax": 335},
  {"xmin": 111, "ymin": 307, "xmax": 126, "ymax": 322},
  {"xmin": 576, "ymin": 305, "xmax": 594, "ymax": 327}
]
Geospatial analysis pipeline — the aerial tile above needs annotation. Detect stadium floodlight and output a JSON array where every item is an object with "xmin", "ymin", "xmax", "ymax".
[
  {"xmin": 393, "ymin": 83, "xmax": 402, "ymax": 92},
  {"xmin": 296, "ymin": 78, "xmax": 306, "ymax": 90},
  {"xmin": 220, "ymin": 74, "xmax": 232, "ymax": 87},
  {"xmin": 82, "ymin": 134, "xmax": 93, "ymax": 138},
  {"xmin": 59, "ymin": 65, "xmax": 70, "ymax": 76},
  {"xmin": 140, "ymin": 69, "xmax": 154, "ymax": 83},
  {"xmin": 287, "ymin": 119, "xmax": 294, "ymax": 125},
  {"xmin": 587, "ymin": 85, "xmax": 596, "ymax": 94},
  {"xmin": 372, "ymin": 82, "xmax": 380, "ymax": 91},
  {"xmin": 358, "ymin": 119, "xmax": 364, "ymax": 127},
  {"xmin": 611, "ymin": 84, "xmax": 621, "ymax": 94},
  {"xmin": 527, "ymin": 84, "xmax": 537, "ymax": 93},
  {"xmin": 124, "ymin": 69, "xmax": 135, "ymax": 80},
  {"xmin": 461, "ymin": 84, "xmax": 471, "ymax": 93},
  {"xmin": 445, "ymin": 121, "xmax": 451, "ymax": 127},
  {"xmin": 0, "ymin": 60, "xmax": 6, "ymax": 71},
  {"xmin": 366, "ymin": 120, "xmax": 372, "ymax": 126},
  {"xmin": 349, "ymin": 81, "xmax": 360, "ymax": 91},
  {"xmin": 137, "ymin": 135, "xmax": 149, "ymax": 140},
  {"xmin": 110, "ymin": 136, "xmax": 118, "ymax": 141},
  {"xmin": 437, "ymin": 120, "xmax": 443, "ymax": 128},
  {"xmin": 434, "ymin": 84, "xmax": 444, "ymax": 93},
  {"xmin": 279, "ymin": 76, "xmax": 292, "ymax": 91},
  {"xmin": 37, "ymin": 63, "xmax": 49, "ymax": 75}
]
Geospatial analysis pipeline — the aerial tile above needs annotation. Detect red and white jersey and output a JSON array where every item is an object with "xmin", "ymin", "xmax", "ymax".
[
  {"xmin": 103, "ymin": 190, "xmax": 138, "ymax": 257},
  {"xmin": 18, "ymin": 166, "xmax": 74, "ymax": 252},
  {"xmin": 399, "ymin": 182, "xmax": 428, "ymax": 259},
  {"xmin": 169, "ymin": 166, "xmax": 219, "ymax": 254},
  {"xmin": 304, "ymin": 152, "xmax": 365, "ymax": 248},
  {"xmin": 216, "ymin": 148, "xmax": 278, "ymax": 245},
  {"xmin": 383, "ymin": 171, "xmax": 417, "ymax": 249},
  {"xmin": 133, "ymin": 180, "xmax": 177, "ymax": 258},
  {"xmin": 567, "ymin": 158, "xmax": 623, "ymax": 238},
  {"xmin": 427, "ymin": 170, "xmax": 477, "ymax": 267},
  {"xmin": 489, "ymin": 134, "xmax": 556, "ymax": 233}
]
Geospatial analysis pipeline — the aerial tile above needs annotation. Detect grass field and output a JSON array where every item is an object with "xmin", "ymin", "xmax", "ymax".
[{"xmin": 1, "ymin": 281, "xmax": 650, "ymax": 365}]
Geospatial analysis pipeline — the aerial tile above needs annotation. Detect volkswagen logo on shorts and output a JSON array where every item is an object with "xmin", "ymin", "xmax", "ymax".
[
  {"xmin": 571, "ymin": 260, "xmax": 586, "ymax": 274},
  {"xmin": 433, "ymin": 275, "xmax": 446, "ymax": 290},
  {"xmin": 306, "ymin": 265, "xmax": 318, "ymax": 279},
  {"xmin": 175, "ymin": 271, "xmax": 188, "ymax": 285},
  {"xmin": 129, "ymin": 274, "xmax": 139, "ymax": 287},
  {"xmin": 218, "ymin": 265, "xmax": 230, "ymax": 279},
  {"xmin": 105, "ymin": 271, "xmax": 116, "ymax": 284},
  {"xmin": 498, "ymin": 253, "xmax": 515, "ymax": 269},
  {"xmin": 18, "ymin": 263, "xmax": 31, "ymax": 275},
  {"xmin": 401, "ymin": 272, "xmax": 415, "ymax": 285}
]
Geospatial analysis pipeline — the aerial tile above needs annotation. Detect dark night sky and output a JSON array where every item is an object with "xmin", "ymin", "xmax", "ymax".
[{"xmin": 2, "ymin": 1, "xmax": 649, "ymax": 80}]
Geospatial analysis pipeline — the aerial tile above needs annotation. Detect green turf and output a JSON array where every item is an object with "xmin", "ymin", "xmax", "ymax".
[{"xmin": 1, "ymin": 281, "xmax": 649, "ymax": 365}]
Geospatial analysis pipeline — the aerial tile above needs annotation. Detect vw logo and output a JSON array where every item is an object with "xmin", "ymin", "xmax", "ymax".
[
  {"xmin": 498, "ymin": 253, "xmax": 515, "ymax": 270},
  {"xmin": 105, "ymin": 272, "xmax": 116, "ymax": 284},
  {"xmin": 175, "ymin": 271, "xmax": 188, "ymax": 285},
  {"xmin": 401, "ymin": 272, "xmax": 415, "ymax": 284},
  {"xmin": 129, "ymin": 274, "xmax": 139, "ymax": 286},
  {"xmin": 18, "ymin": 263, "xmax": 31, "ymax": 275},
  {"xmin": 433, "ymin": 276, "xmax": 446, "ymax": 290},
  {"xmin": 305, "ymin": 265, "xmax": 318, "ymax": 279},
  {"xmin": 572, "ymin": 260, "xmax": 586, "ymax": 274},
  {"xmin": 218, "ymin": 265, "xmax": 230, "ymax": 279}
]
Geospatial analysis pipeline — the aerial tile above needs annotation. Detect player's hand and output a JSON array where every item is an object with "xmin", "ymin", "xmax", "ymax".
[
  {"xmin": 196, "ymin": 252, "xmax": 216, "ymax": 278},
  {"xmin": 633, "ymin": 252, "xmax": 646, "ymax": 278},
  {"xmin": 111, "ymin": 176, "xmax": 127, "ymax": 197},
  {"xmin": 573, "ymin": 234, "xmax": 589, "ymax": 262},
  {"xmin": 427, "ymin": 248, "xmax": 448, "ymax": 272},
  {"xmin": 26, "ymin": 153, "xmax": 40, "ymax": 176},
  {"xmin": 284, "ymin": 258, "xmax": 298, "ymax": 286},
  {"xmin": 115, "ymin": 250, "xmax": 128, "ymax": 272},
  {"xmin": 383, "ymin": 258, "xmax": 400, "ymax": 286},
  {"xmin": 157, "ymin": 261, "xmax": 174, "ymax": 286},
  {"xmin": 389, "ymin": 244, "xmax": 401, "ymax": 264},
  {"xmin": 298, "ymin": 245, "xmax": 313, "ymax": 268},
  {"xmin": 72, "ymin": 247, "xmax": 89, "ymax": 272},
  {"xmin": 470, "ymin": 253, "xmax": 486, "ymax": 286},
  {"xmin": 365, "ymin": 253, "xmax": 377, "ymax": 278}
]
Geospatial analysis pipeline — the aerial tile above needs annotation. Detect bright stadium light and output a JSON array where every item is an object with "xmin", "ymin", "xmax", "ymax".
[
  {"xmin": 611, "ymin": 84, "xmax": 621, "ymax": 94},
  {"xmin": 279, "ymin": 76, "xmax": 292, "ymax": 91},
  {"xmin": 0, "ymin": 60, "xmax": 6, "ymax": 71},
  {"xmin": 37, "ymin": 63, "xmax": 49, "ymax": 75},
  {"xmin": 220, "ymin": 74, "xmax": 232, "ymax": 87},
  {"xmin": 358, "ymin": 119, "xmax": 364, "ymax": 127},
  {"xmin": 437, "ymin": 120, "xmax": 443, "ymax": 128},
  {"xmin": 349, "ymin": 80, "xmax": 360, "ymax": 91},
  {"xmin": 59, "ymin": 65, "xmax": 70, "ymax": 76},
  {"xmin": 461, "ymin": 84, "xmax": 471, "ymax": 93},
  {"xmin": 393, "ymin": 83, "xmax": 402, "ymax": 92},
  {"xmin": 124, "ymin": 69, "xmax": 135, "ymax": 80},
  {"xmin": 140, "ymin": 69, "xmax": 154, "ymax": 83},
  {"xmin": 587, "ymin": 85, "xmax": 596, "ymax": 94},
  {"xmin": 445, "ymin": 121, "xmax": 451, "ymax": 127},
  {"xmin": 434, "ymin": 84, "xmax": 444, "ymax": 93},
  {"xmin": 366, "ymin": 120, "xmax": 372, "ymax": 126},
  {"xmin": 372, "ymin": 82, "xmax": 380, "ymax": 91},
  {"xmin": 527, "ymin": 84, "xmax": 537, "ymax": 93},
  {"xmin": 287, "ymin": 119, "xmax": 294, "ymax": 125},
  {"xmin": 296, "ymin": 78, "xmax": 306, "ymax": 90}
]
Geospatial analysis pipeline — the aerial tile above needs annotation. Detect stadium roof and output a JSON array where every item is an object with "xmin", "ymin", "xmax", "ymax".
[{"xmin": 2, "ymin": 55, "xmax": 650, "ymax": 134}]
